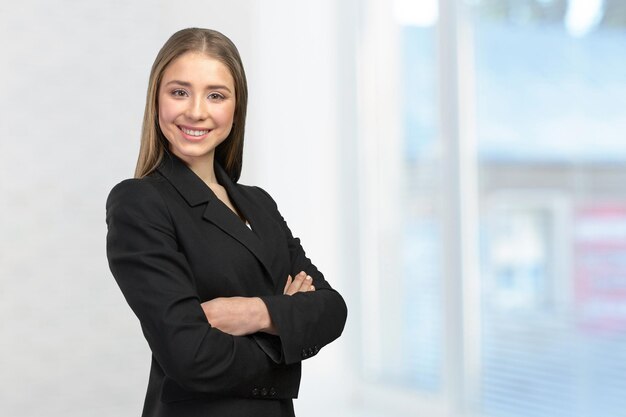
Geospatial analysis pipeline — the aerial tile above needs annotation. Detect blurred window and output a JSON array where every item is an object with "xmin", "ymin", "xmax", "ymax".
[
  {"xmin": 475, "ymin": 1, "xmax": 626, "ymax": 416},
  {"xmin": 359, "ymin": 0, "xmax": 445, "ymax": 398},
  {"xmin": 398, "ymin": 22, "xmax": 444, "ymax": 391},
  {"xmin": 361, "ymin": 0, "xmax": 626, "ymax": 416}
]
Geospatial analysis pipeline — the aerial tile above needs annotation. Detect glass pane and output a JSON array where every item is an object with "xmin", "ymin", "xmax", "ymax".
[
  {"xmin": 401, "ymin": 24, "xmax": 443, "ymax": 391},
  {"xmin": 472, "ymin": 0, "xmax": 626, "ymax": 416},
  {"xmin": 368, "ymin": 0, "xmax": 444, "ymax": 392}
]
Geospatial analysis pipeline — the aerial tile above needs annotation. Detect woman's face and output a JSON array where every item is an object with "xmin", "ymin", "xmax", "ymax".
[{"xmin": 158, "ymin": 52, "xmax": 236, "ymax": 167}]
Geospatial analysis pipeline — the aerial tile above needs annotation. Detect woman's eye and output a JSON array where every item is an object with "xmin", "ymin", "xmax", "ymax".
[
  {"xmin": 208, "ymin": 93, "xmax": 224, "ymax": 100},
  {"xmin": 171, "ymin": 89, "xmax": 188, "ymax": 97}
]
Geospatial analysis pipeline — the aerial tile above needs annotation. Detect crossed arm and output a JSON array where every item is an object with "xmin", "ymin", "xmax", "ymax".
[
  {"xmin": 107, "ymin": 179, "xmax": 346, "ymax": 396},
  {"xmin": 200, "ymin": 271, "xmax": 315, "ymax": 336}
]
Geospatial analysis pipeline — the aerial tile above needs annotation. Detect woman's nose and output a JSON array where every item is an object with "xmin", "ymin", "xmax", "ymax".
[{"xmin": 187, "ymin": 97, "xmax": 209, "ymax": 120}]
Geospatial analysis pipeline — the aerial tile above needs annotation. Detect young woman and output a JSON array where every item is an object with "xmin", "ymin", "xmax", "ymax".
[{"xmin": 106, "ymin": 28, "xmax": 347, "ymax": 417}]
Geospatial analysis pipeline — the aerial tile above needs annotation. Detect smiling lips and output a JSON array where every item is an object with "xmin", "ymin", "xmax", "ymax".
[{"xmin": 179, "ymin": 126, "xmax": 210, "ymax": 136}]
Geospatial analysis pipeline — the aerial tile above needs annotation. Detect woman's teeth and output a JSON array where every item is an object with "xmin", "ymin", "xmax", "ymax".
[{"xmin": 181, "ymin": 127, "xmax": 209, "ymax": 136}]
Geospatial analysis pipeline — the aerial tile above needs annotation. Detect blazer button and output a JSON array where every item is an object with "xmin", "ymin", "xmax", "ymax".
[
  {"xmin": 301, "ymin": 349, "xmax": 309, "ymax": 358},
  {"xmin": 308, "ymin": 347, "xmax": 315, "ymax": 356},
  {"xmin": 313, "ymin": 345, "xmax": 319, "ymax": 354},
  {"xmin": 261, "ymin": 387, "xmax": 268, "ymax": 397},
  {"xmin": 269, "ymin": 387, "xmax": 277, "ymax": 397},
  {"xmin": 252, "ymin": 388, "xmax": 260, "ymax": 397}
]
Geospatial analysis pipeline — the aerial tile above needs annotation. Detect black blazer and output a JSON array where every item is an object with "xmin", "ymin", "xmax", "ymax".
[{"xmin": 106, "ymin": 153, "xmax": 347, "ymax": 417}]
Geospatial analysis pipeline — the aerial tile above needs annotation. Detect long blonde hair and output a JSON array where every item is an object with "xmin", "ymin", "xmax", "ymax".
[{"xmin": 135, "ymin": 28, "xmax": 248, "ymax": 181}]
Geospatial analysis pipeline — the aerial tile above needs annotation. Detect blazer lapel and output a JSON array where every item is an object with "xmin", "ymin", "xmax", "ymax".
[
  {"xmin": 214, "ymin": 165, "xmax": 275, "ymax": 245},
  {"xmin": 156, "ymin": 153, "xmax": 276, "ymax": 284},
  {"xmin": 214, "ymin": 163, "xmax": 283, "ymax": 289}
]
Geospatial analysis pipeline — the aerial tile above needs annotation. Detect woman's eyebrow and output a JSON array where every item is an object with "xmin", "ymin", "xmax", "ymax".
[{"xmin": 164, "ymin": 80, "xmax": 232, "ymax": 93}]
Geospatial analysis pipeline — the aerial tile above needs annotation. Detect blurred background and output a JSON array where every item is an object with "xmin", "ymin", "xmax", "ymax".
[{"xmin": 1, "ymin": 0, "xmax": 625, "ymax": 416}]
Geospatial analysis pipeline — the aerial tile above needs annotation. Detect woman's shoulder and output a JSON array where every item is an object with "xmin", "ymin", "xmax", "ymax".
[
  {"xmin": 237, "ymin": 183, "xmax": 278, "ymax": 209},
  {"xmin": 106, "ymin": 175, "xmax": 168, "ymax": 213},
  {"xmin": 108, "ymin": 175, "xmax": 160, "ymax": 197}
]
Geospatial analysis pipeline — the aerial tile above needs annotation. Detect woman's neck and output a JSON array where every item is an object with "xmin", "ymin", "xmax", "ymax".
[{"xmin": 174, "ymin": 150, "xmax": 218, "ymax": 185}]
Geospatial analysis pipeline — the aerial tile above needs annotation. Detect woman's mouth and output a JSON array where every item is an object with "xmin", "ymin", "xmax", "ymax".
[{"xmin": 179, "ymin": 126, "xmax": 210, "ymax": 137}]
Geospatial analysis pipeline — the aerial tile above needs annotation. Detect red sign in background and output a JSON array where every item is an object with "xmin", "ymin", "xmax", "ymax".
[{"xmin": 575, "ymin": 204, "xmax": 626, "ymax": 333}]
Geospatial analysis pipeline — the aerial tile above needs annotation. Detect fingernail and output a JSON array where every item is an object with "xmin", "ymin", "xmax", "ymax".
[{"xmin": 306, "ymin": 275, "xmax": 312, "ymax": 281}]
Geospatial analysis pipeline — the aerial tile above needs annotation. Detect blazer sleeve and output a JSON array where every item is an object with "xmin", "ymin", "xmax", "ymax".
[
  {"xmin": 255, "ymin": 187, "xmax": 348, "ymax": 365},
  {"xmin": 106, "ymin": 179, "xmax": 299, "ymax": 398}
]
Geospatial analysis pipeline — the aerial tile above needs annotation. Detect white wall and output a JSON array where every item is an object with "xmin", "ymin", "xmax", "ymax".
[{"xmin": 0, "ymin": 2, "xmax": 354, "ymax": 416}]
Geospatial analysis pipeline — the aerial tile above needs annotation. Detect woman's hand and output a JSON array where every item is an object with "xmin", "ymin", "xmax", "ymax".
[
  {"xmin": 201, "ymin": 297, "xmax": 271, "ymax": 336},
  {"xmin": 200, "ymin": 272, "xmax": 315, "ymax": 336},
  {"xmin": 283, "ymin": 271, "xmax": 316, "ymax": 295}
]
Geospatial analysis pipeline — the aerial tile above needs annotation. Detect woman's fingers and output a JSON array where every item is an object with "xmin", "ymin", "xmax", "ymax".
[
  {"xmin": 283, "ymin": 275, "xmax": 293, "ymax": 294},
  {"xmin": 284, "ymin": 271, "xmax": 315, "ymax": 295},
  {"xmin": 284, "ymin": 273, "xmax": 302, "ymax": 295},
  {"xmin": 292, "ymin": 272, "xmax": 307, "ymax": 292}
]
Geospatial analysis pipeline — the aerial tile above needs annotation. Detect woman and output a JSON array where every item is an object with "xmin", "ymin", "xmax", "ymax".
[{"xmin": 106, "ymin": 28, "xmax": 347, "ymax": 417}]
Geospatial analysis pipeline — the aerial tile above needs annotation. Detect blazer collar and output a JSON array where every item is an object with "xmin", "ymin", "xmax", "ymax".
[
  {"xmin": 155, "ymin": 151, "xmax": 248, "ymax": 213},
  {"xmin": 156, "ymin": 152, "xmax": 277, "ymax": 285},
  {"xmin": 156, "ymin": 152, "xmax": 215, "ymax": 207}
]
